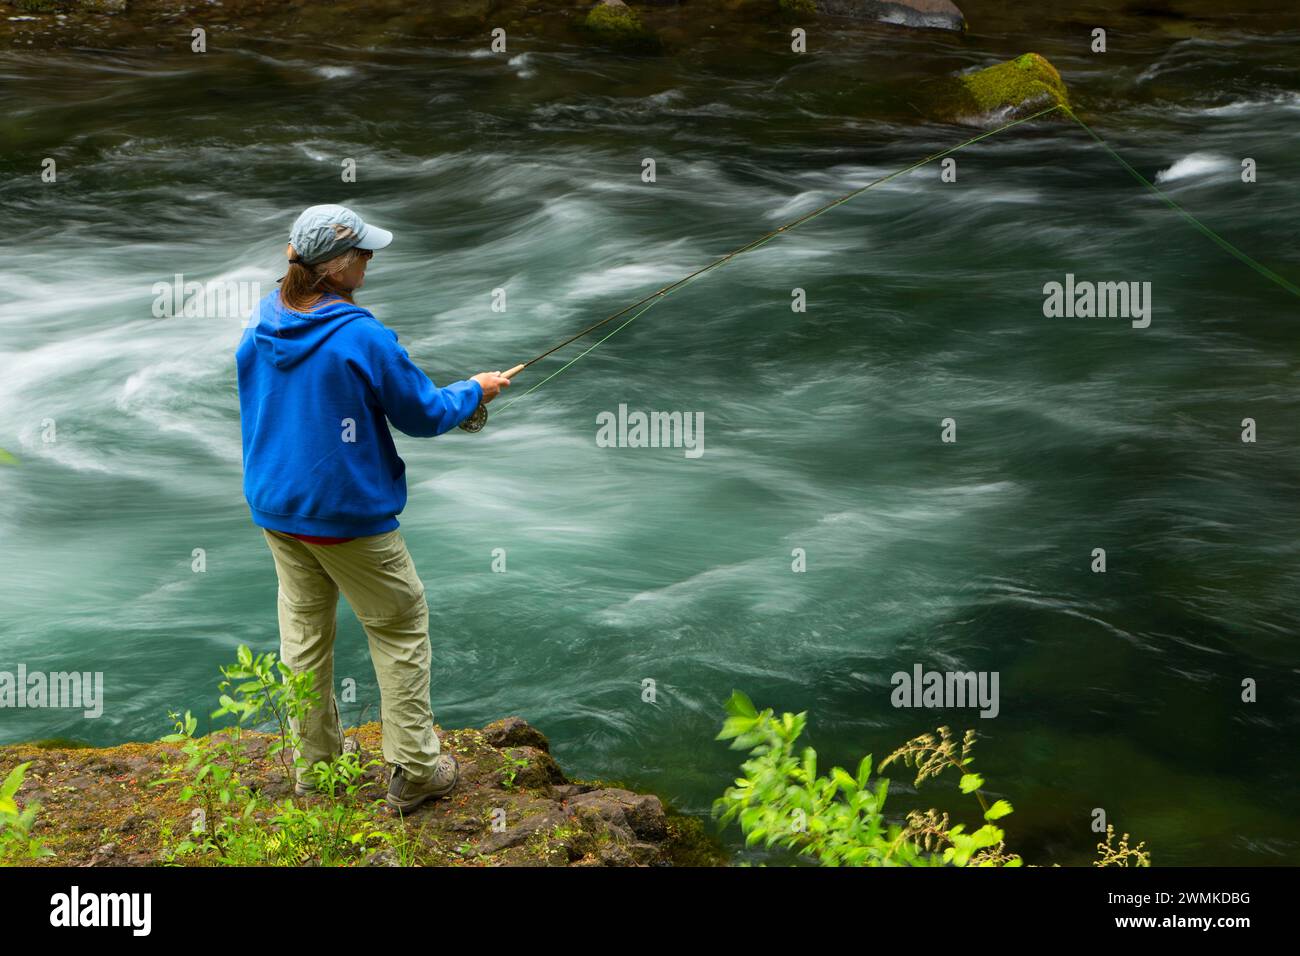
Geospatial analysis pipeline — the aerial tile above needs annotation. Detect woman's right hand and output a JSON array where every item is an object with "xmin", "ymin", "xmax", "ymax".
[{"xmin": 471, "ymin": 371, "xmax": 512, "ymax": 403}]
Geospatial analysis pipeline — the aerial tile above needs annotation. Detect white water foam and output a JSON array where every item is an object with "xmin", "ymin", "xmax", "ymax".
[{"xmin": 1155, "ymin": 152, "xmax": 1233, "ymax": 184}]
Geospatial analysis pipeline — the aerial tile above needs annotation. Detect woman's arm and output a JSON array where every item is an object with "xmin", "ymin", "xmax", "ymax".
[
  {"xmin": 374, "ymin": 345, "xmax": 482, "ymax": 437},
  {"xmin": 373, "ymin": 346, "xmax": 511, "ymax": 438}
]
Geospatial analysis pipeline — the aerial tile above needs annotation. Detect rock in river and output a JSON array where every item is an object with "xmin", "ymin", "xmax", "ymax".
[
  {"xmin": 817, "ymin": 0, "xmax": 966, "ymax": 32},
  {"xmin": 923, "ymin": 53, "xmax": 1071, "ymax": 124}
]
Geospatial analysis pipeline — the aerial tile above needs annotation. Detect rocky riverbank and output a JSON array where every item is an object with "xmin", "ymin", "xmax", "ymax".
[
  {"xmin": 0, "ymin": 716, "xmax": 726, "ymax": 866},
  {"xmin": 2, "ymin": 0, "xmax": 1283, "ymax": 53},
  {"xmin": 8, "ymin": 0, "xmax": 1292, "ymax": 128}
]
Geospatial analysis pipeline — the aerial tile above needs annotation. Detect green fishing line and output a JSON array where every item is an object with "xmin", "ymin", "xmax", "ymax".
[
  {"xmin": 495, "ymin": 102, "xmax": 1296, "ymax": 417},
  {"xmin": 1064, "ymin": 107, "xmax": 1300, "ymax": 299},
  {"xmin": 496, "ymin": 106, "xmax": 1064, "ymax": 413}
]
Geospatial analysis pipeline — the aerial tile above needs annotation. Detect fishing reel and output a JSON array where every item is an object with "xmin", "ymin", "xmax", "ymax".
[
  {"xmin": 458, "ymin": 365, "xmax": 523, "ymax": 433},
  {"xmin": 458, "ymin": 403, "xmax": 489, "ymax": 433}
]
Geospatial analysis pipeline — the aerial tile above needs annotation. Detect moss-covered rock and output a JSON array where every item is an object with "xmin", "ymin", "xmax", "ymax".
[
  {"xmin": 579, "ymin": 0, "xmax": 664, "ymax": 53},
  {"xmin": 25, "ymin": 737, "xmax": 92, "ymax": 749},
  {"xmin": 0, "ymin": 717, "xmax": 724, "ymax": 867},
  {"xmin": 924, "ymin": 53, "xmax": 1070, "ymax": 124},
  {"xmin": 778, "ymin": 0, "xmax": 818, "ymax": 17}
]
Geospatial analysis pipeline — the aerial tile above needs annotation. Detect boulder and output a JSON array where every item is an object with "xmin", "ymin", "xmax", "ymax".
[
  {"xmin": 579, "ymin": 0, "xmax": 665, "ymax": 53},
  {"xmin": 476, "ymin": 807, "xmax": 570, "ymax": 855},
  {"xmin": 567, "ymin": 787, "xmax": 668, "ymax": 841},
  {"xmin": 817, "ymin": 0, "xmax": 965, "ymax": 32},
  {"xmin": 924, "ymin": 53, "xmax": 1071, "ymax": 124},
  {"xmin": 549, "ymin": 782, "xmax": 598, "ymax": 799},
  {"xmin": 481, "ymin": 715, "xmax": 551, "ymax": 752},
  {"xmin": 778, "ymin": 0, "xmax": 819, "ymax": 16},
  {"xmin": 497, "ymin": 746, "xmax": 567, "ymax": 790}
]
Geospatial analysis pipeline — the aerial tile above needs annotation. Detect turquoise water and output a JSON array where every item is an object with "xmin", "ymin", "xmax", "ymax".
[{"xmin": 2, "ymin": 24, "xmax": 1298, "ymax": 865}]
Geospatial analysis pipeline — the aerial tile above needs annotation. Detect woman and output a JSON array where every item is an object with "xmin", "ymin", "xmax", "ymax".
[{"xmin": 235, "ymin": 203, "xmax": 511, "ymax": 811}]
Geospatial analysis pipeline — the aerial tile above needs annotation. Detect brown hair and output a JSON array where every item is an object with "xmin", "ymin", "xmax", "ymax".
[{"xmin": 279, "ymin": 244, "xmax": 364, "ymax": 312}]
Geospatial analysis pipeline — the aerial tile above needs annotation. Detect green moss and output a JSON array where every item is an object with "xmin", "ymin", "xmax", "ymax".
[
  {"xmin": 519, "ymin": 823, "xmax": 573, "ymax": 864},
  {"xmin": 965, "ymin": 53, "xmax": 1069, "ymax": 112},
  {"xmin": 662, "ymin": 808, "xmax": 729, "ymax": 866},
  {"xmin": 580, "ymin": 3, "xmax": 664, "ymax": 54},
  {"xmin": 14, "ymin": 0, "xmax": 66, "ymax": 12},
  {"xmin": 569, "ymin": 775, "xmax": 632, "ymax": 792},
  {"xmin": 777, "ymin": 0, "xmax": 817, "ymax": 16},
  {"xmin": 3, "ymin": 718, "xmax": 708, "ymax": 867},
  {"xmin": 524, "ymin": 821, "xmax": 592, "ymax": 864},
  {"xmin": 26, "ymin": 737, "xmax": 92, "ymax": 750},
  {"xmin": 926, "ymin": 53, "xmax": 1071, "ymax": 123}
]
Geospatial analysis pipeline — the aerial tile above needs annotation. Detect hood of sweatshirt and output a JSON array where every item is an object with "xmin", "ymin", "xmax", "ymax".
[{"xmin": 252, "ymin": 291, "xmax": 369, "ymax": 370}]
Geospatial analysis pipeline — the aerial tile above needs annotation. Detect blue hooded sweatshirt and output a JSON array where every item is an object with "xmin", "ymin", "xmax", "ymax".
[{"xmin": 236, "ymin": 289, "xmax": 482, "ymax": 537}]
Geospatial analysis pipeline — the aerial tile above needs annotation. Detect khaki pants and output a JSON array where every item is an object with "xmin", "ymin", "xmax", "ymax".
[{"xmin": 261, "ymin": 528, "xmax": 440, "ymax": 784}]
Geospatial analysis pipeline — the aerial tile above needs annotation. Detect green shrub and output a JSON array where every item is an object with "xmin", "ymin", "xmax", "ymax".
[
  {"xmin": 0, "ymin": 763, "xmax": 53, "ymax": 864},
  {"xmin": 714, "ymin": 690, "xmax": 1147, "ymax": 867},
  {"xmin": 152, "ymin": 644, "xmax": 392, "ymax": 866}
]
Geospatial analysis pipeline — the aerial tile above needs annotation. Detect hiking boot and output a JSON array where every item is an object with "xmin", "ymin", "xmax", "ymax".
[{"xmin": 386, "ymin": 755, "xmax": 459, "ymax": 812}]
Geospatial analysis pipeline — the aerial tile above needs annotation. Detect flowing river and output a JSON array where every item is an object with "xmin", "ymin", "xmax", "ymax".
[{"xmin": 2, "ymin": 13, "xmax": 1298, "ymax": 864}]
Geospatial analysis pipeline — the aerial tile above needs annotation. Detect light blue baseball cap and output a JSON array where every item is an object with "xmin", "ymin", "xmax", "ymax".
[{"xmin": 288, "ymin": 203, "xmax": 393, "ymax": 265}]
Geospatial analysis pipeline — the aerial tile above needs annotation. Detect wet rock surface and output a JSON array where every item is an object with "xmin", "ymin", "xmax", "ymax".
[{"xmin": 817, "ymin": 0, "xmax": 965, "ymax": 32}]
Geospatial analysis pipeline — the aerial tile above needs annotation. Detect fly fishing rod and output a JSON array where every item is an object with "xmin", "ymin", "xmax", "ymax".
[
  {"xmin": 458, "ymin": 104, "xmax": 1064, "ymax": 433},
  {"xmin": 457, "ymin": 101, "xmax": 1297, "ymax": 433}
]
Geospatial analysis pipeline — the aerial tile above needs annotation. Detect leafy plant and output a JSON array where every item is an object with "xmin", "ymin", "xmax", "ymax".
[
  {"xmin": 499, "ymin": 755, "xmax": 530, "ymax": 790},
  {"xmin": 267, "ymin": 750, "xmax": 388, "ymax": 866},
  {"xmin": 386, "ymin": 818, "xmax": 423, "ymax": 867},
  {"xmin": 152, "ymin": 644, "xmax": 395, "ymax": 867},
  {"xmin": 1095, "ymin": 824, "xmax": 1151, "ymax": 867},
  {"xmin": 213, "ymin": 645, "xmax": 320, "ymax": 792},
  {"xmin": 714, "ymin": 690, "xmax": 1144, "ymax": 867},
  {"xmin": 713, "ymin": 690, "xmax": 934, "ymax": 866},
  {"xmin": 879, "ymin": 725, "xmax": 1020, "ymax": 866},
  {"xmin": 153, "ymin": 710, "xmax": 244, "ymax": 858},
  {"xmin": 0, "ymin": 763, "xmax": 53, "ymax": 864}
]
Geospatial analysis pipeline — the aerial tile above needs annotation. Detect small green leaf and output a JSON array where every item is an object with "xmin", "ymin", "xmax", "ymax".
[
  {"xmin": 1, "ymin": 762, "xmax": 30, "ymax": 801},
  {"xmin": 717, "ymin": 715, "xmax": 756, "ymax": 741},
  {"xmin": 724, "ymin": 690, "xmax": 758, "ymax": 719},
  {"xmin": 801, "ymin": 747, "xmax": 818, "ymax": 782},
  {"xmin": 831, "ymin": 768, "xmax": 856, "ymax": 792},
  {"xmin": 856, "ymin": 754, "xmax": 873, "ymax": 789},
  {"xmin": 959, "ymin": 773, "xmax": 984, "ymax": 794},
  {"xmin": 984, "ymin": 799, "xmax": 1013, "ymax": 821}
]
